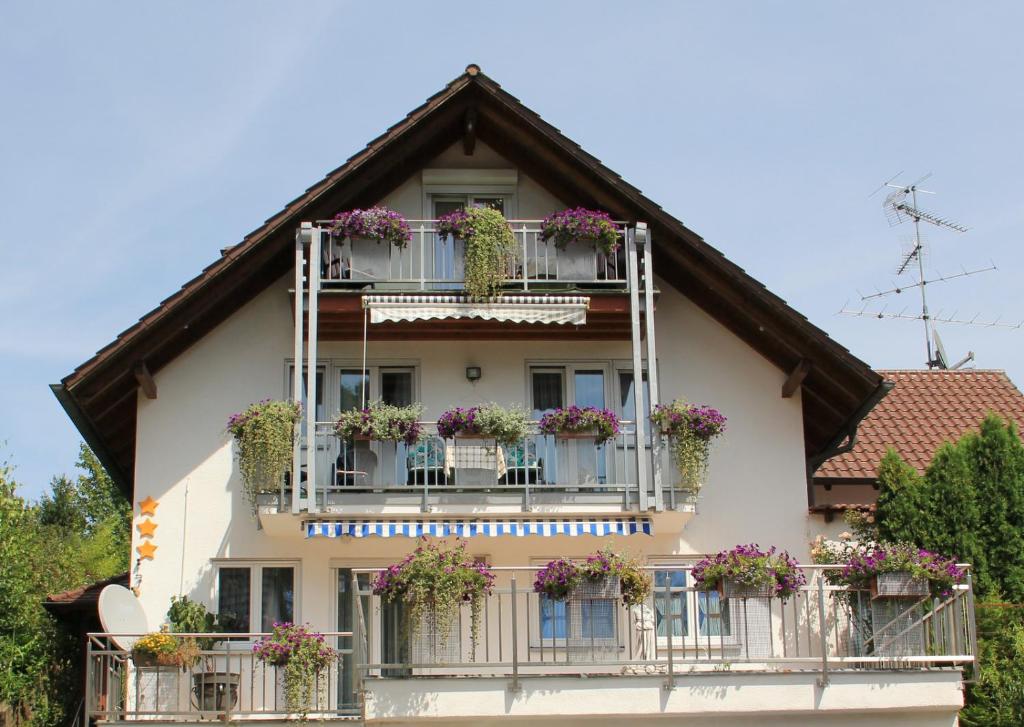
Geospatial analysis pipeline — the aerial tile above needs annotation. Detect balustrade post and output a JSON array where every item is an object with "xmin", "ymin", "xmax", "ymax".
[
  {"xmin": 510, "ymin": 576, "xmax": 521, "ymax": 693},
  {"xmin": 816, "ymin": 571, "xmax": 830, "ymax": 687},
  {"xmin": 664, "ymin": 583, "xmax": 675, "ymax": 690}
]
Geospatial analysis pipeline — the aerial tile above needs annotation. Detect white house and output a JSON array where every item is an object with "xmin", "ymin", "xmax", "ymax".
[{"xmin": 55, "ymin": 66, "xmax": 973, "ymax": 726}]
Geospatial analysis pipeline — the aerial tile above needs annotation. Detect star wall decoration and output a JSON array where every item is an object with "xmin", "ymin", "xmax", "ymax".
[
  {"xmin": 137, "ymin": 519, "xmax": 158, "ymax": 538},
  {"xmin": 136, "ymin": 541, "xmax": 158, "ymax": 560},
  {"xmin": 138, "ymin": 496, "xmax": 159, "ymax": 516}
]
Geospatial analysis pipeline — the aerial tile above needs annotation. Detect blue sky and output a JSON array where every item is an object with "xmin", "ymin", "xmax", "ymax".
[{"xmin": 2, "ymin": 1, "xmax": 1022, "ymax": 499}]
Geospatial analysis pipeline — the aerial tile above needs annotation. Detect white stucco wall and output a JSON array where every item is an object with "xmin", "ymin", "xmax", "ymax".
[{"xmin": 130, "ymin": 270, "xmax": 812, "ymax": 634}]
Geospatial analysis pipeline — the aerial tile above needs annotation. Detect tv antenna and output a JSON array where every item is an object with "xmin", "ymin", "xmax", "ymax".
[{"xmin": 841, "ymin": 173, "xmax": 1017, "ymax": 368}]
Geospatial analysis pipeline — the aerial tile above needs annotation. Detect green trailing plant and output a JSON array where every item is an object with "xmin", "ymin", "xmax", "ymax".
[
  {"xmin": 650, "ymin": 400, "xmax": 726, "ymax": 493},
  {"xmin": 227, "ymin": 400, "xmax": 301, "ymax": 509},
  {"xmin": 372, "ymin": 540, "xmax": 495, "ymax": 655},
  {"xmin": 437, "ymin": 208, "xmax": 516, "ymax": 298},
  {"xmin": 253, "ymin": 623, "xmax": 335, "ymax": 718},
  {"xmin": 334, "ymin": 401, "xmax": 423, "ymax": 444},
  {"xmin": 436, "ymin": 403, "xmax": 530, "ymax": 446}
]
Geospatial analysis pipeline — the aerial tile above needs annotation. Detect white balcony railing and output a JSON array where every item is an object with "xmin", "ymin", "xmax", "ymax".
[
  {"xmin": 87, "ymin": 565, "xmax": 977, "ymax": 721},
  {"xmin": 319, "ymin": 220, "xmax": 628, "ymax": 289},
  {"xmin": 279, "ymin": 421, "xmax": 691, "ymax": 511}
]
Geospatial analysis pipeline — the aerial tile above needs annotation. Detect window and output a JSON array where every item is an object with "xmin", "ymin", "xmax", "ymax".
[
  {"xmin": 538, "ymin": 595, "xmax": 616, "ymax": 644},
  {"xmin": 216, "ymin": 563, "xmax": 296, "ymax": 634},
  {"xmin": 652, "ymin": 567, "xmax": 732, "ymax": 642}
]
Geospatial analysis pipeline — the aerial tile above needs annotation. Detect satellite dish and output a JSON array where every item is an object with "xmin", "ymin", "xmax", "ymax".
[
  {"xmin": 932, "ymin": 326, "xmax": 949, "ymax": 369},
  {"xmin": 98, "ymin": 585, "xmax": 149, "ymax": 650}
]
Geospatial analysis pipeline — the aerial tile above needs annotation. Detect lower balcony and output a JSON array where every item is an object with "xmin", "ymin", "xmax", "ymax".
[{"xmin": 87, "ymin": 566, "xmax": 975, "ymax": 724}]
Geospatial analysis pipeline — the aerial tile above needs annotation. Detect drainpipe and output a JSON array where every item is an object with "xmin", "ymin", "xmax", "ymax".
[{"xmin": 805, "ymin": 380, "xmax": 894, "ymax": 507}]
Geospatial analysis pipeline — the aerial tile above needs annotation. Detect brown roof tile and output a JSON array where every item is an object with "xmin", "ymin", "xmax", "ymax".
[
  {"xmin": 44, "ymin": 572, "xmax": 129, "ymax": 612},
  {"xmin": 816, "ymin": 370, "xmax": 1024, "ymax": 480}
]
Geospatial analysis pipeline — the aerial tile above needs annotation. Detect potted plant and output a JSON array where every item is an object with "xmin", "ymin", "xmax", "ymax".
[
  {"xmin": 227, "ymin": 400, "xmax": 301, "ymax": 509},
  {"xmin": 166, "ymin": 596, "xmax": 241, "ymax": 713},
  {"xmin": 131, "ymin": 632, "xmax": 197, "ymax": 715},
  {"xmin": 436, "ymin": 403, "xmax": 530, "ymax": 447},
  {"xmin": 436, "ymin": 208, "xmax": 516, "ymax": 298},
  {"xmin": 253, "ymin": 623, "xmax": 336, "ymax": 718},
  {"xmin": 693, "ymin": 544, "xmax": 806, "ymax": 600},
  {"xmin": 330, "ymin": 207, "xmax": 411, "ymax": 281},
  {"xmin": 539, "ymin": 208, "xmax": 620, "ymax": 281},
  {"xmin": 373, "ymin": 540, "xmax": 495, "ymax": 657},
  {"xmin": 334, "ymin": 401, "xmax": 423, "ymax": 444},
  {"xmin": 650, "ymin": 400, "xmax": 726, "ymax": 493},
  {"xmin": 538, "ymin": 406, "xmax": 620, "ymax": 445},
  {"xmin": 533, "ymin": 549, "xmax": 652, "ymax": 606},
  {"xmin": 837, "ymin": 543, "xmax": 965, "ymax": 599}
]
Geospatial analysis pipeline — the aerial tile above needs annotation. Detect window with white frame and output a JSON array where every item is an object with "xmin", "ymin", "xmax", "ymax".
[
  {"xmin": 215, "ymin": 562, "xmax": 297, "ymax": 634},
  {"xmin": 651, "ymin": 564, "xmax": 738, "ymax": 645}
]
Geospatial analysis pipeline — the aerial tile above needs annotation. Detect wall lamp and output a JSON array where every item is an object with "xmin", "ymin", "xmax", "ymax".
[{"xmin": 465, "ymin": 366, "xmax": 482, "ymax": 382}]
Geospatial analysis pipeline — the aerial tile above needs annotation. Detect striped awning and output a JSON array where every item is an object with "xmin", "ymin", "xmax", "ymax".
[
  {"xmin": 362, "ymin": 294, "xmax": 589, "ymax": 325},
  {"xmin": 304, "ymin": 517, "xmax": 652, "ymax": 539}
]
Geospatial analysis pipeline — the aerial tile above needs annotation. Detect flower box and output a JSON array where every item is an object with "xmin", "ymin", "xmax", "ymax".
[
  {"xmin": 573, "ymin": 575, "xmax": 620, "ymax": 600},
  {"xmin": 718, "ymin": 577, "xmax": 775, "ymax": 600},
  {"xmin": 349, "ymin": 236, "xmax": 392, "ymax": 281},
  {"xmin": 553, "ymin": 428, "xmax": 600, "ymax": 440},
  {"xmin": 452, "ymin": 432, "xmax": 493, "ymax": 440},
  {"xmin": 556, "ymin": 243, "xmax": 597, "ymax": 280},
  {"xmin": 133, "ymin": 666, "xmax": 180, "ymax": 715},
  {"xmin": 870, "ymin": 571, "xmax": 931, "ymax": 600}
]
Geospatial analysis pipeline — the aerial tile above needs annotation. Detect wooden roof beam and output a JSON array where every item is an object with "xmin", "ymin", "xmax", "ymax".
[
  {"xmin": 782, "ymin": 359, "xmax": 812, "ymax": 398},
  {"xmin": 134, "ymin": 362, "xmax": 157, "ymax": 400}
]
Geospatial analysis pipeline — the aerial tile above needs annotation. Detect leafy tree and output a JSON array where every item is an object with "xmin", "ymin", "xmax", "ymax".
[
  {"xmin": 0, "ymin": 446, "xmax": 130, "ymax": 725},
  {"xmin": 961, "ymin": 601, "xmax": 1024, "ymax": 727},
  {"xmin": 874, "ymin": 412, "xmax": 1024, "ymax": 722},
  {"xmin": 875, "ymin": 448, "xmax": 928, "ymax": 545}
]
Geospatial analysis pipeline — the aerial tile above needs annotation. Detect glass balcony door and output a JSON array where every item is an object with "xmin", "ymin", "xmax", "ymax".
[{"xmin": 530, "ymin": 365, "xmax": 610, "ymax": 486}]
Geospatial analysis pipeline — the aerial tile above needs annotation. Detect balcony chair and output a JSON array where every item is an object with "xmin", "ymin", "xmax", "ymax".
[
  {"xmin": 406, "ymin": 437, "xmax": 447, "ymax": 485},
  {"xmin": 500, "ymin": 441, "xmax": 543, "ymax": 485}
]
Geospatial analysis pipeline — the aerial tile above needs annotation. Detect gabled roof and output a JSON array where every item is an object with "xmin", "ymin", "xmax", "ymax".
[
  {"xmin": 816, "ymin": 369, "xmax": 1024, "ymax": 481},
  {"xmin": 54, "ymin": 65, "xmax": 884, "ymax": 497}
]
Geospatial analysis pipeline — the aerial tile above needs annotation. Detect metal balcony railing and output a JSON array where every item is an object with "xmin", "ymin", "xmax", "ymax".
[
  {"xmin": 86, "ymin": 566, "xmax": 977, "ymax": 721},
  {"xmin": 344, "ymin": 565, "xmax": 977, "ymax": 690},
  {"xmin": 319, "ymin": 220, "xmax": 628, "ymax": 290},
  {"xmin": 85, "ymin": 631, "xmax": 356, "ymax": 722},
  {"xmin": 279, "ymin": 421, "xmax": 691, "ymax": 511}
]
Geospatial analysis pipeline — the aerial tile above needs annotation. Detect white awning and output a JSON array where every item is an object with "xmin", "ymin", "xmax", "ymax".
[
  {"xmin": 362, "ymin": 294, "xmax": 589, "ymax": 325},
  {"xmin": 304, "ymin": 517, "xmax": 652, "ymax": 539}
]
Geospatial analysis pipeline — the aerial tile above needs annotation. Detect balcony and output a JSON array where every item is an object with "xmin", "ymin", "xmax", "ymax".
[
  {"xmin": 259, "ymin": 422, "xmax": 691, "ymax": 528},
  {"xmin": 319, "ymin": 220, "xmax": 629, "ymax": 291},
  {"xmin": 86, "ymin": 565, "xmax": 976, "ymax": 723}
]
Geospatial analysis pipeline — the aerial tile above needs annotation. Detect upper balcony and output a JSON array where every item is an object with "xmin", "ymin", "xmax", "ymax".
[
  {"xmin": 259, "ymin": 421, "xmax": 694, "ymax": 533},
  {"xmin": 318, "ymin": 220, "xmax": 629, "ymax": 292}
]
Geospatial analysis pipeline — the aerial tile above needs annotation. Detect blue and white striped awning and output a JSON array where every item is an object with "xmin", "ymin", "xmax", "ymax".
[{"xmin": 304, "ymin": 517, "xmax": 652, "ymax": 539}]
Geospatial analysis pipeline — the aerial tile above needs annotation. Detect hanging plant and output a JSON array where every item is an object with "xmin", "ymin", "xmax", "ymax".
[
  {"xmin": 437, "ymin": 208, "xmax": 515, "ymax": 298},
  {"xmin": 650, "ymin": 400, "xmax": 726, "ymax": 493},
  {"xmin": 334, "ymin": 401, "xmax": 423, "ymax": 445},
  {"xmin": 373, "ymin": 539, "xmax": 495, "ymax": 655},
  {"xmin": 330, "ymin": 207, "xmax": 411, "ymax": 248},
  {"xmin": 693, "ymin": 544, "xmax": 806, "ymax": 601},
  {"xmin": 533, "ymin": 548, "xmax": 652, "ymax": 606},
  {"xmin": 835, "ymin": 542, "xmax": 965, "ymax": 598},
  {"xmin": 227, "ymin": 400, "xmax": 301, "ymax": 508},
  {"xmin": 436, "ymin": 403, "xmax": 530, "ymax": 446},
  {"xmin": 539, "ymin": 207, "xmax": 620, "ymax": 256},
  {"xmin": 253, "ymin": 623, "xmax": 336, "ymax": 717},
  {"xmin": 538, "ymin": 405, "xmax": 620, "ymax": 445}
]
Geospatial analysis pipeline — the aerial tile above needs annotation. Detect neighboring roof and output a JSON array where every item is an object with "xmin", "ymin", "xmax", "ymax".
[
  {"xmin": 53, "ymin": 65, "xmax": 884, "ymax": 497},
  {"xmin": 817, "ymin": 369, "xmax": 1024, "ymax": 480},
  {"xmin": 44, "ymin": 572, "xmax": 129, "ymax": 614}
]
